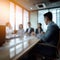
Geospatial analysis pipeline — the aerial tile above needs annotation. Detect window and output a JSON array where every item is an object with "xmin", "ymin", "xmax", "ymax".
[
  {"xmin": 38, "ymin": 8, "xmax": 60, "ymax": 32},
  {"xmin": 10, "ymin": 2, "xmax": 15, "ymax": 30},
  {"xmin": 10, "ymin": 2, "xmax": 29, "ymax": 31},
  {"xmin": 38, "ymin": 10, "xmax": 48, "ymax": 32},
  {"xmin": 56, "ymin": 8, "xmax": 60, "ymax": 28},
  {"xmin": 49, "ymin": 8, "xmax": 60, "ymax": 28},
  {"xmin": 23, "ymin": 10, "xmax": 29, "ymax": 31},
  {"xmin": 16, "ymin": 5, "xmax": 22, "ymax": 30},
  {"xmin": 49, "ymin": 9, "xmax": 57, "ymax": 23}
]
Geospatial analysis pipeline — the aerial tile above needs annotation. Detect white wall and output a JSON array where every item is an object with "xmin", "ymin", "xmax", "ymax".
[
  {"xmin": 0, "ymin": 0, "xmax": 10, "ymax": 25},
  {"xmin": 30, "ymin": 11, "xmax": 38, "ymax": 30}
]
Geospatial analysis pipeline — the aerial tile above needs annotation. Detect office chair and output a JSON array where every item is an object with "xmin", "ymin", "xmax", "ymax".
[
  {"xmin": 37, "ymin": 44, "xmax": 58, "ymax": 60},
  {"xmin": 36, "ymin": 31, "xmax": 60, "ymax": 60}
]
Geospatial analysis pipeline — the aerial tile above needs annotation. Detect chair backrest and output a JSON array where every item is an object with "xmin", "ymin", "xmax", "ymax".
[
  {"xmin": 0, "ymin": 25, "xmax": 6, "ymax": 46},
  {"xmin": 57, "ymin": 29, "xmax": 60, "ymax": 49}
]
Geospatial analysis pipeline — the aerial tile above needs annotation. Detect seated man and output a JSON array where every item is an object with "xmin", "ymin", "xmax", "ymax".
[
  {"xmin": 33, "ymin": 12, "xmax": 59, "ymax": 60},
  {"xmin": 26, "ymin": 22, "xmax": 34, "ymax": 36}
]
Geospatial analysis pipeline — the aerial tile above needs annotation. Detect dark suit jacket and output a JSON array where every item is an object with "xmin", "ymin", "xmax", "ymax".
[
  {"xmin": 26, "ymin": 28, "xmax": 34, "ymax": 34},
  {"xmin": 36, "ymin": 28, "xmax": 43, "ymax": 34}
]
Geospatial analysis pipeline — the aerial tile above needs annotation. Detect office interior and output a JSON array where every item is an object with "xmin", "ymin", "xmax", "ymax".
[{"xmin": 0, "ymin": 0, "xmax": 60, "ymax": 60}]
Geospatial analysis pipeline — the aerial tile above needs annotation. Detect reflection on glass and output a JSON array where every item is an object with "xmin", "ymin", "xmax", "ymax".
[
  {"xmin": 9, "ymin": 35, "xmax": 38, "ymax": 59},
  {"xmin": 10, "ymin": 48, "xmax": 15, "ymax": 58},
  {"xmin": 16, "ymin": 44, "xmax": 23, "ymax": 54},
  {"xmin": 23, "ymin": 35, "xmax": 27, "ymax": 40},
  {"xmin": 16, "ymin": 44, "xmax": 22, "ymax": 49},
  {"xmin": 16, "ymin": 38, "xmax": 22, "ymax": 44},
  {"xmin": 24, "ymin": 41, "xmax": 28, "ymax": 48},
  {"xmin": 9, "ymin": 39, "xmax": 15, "ymax": 47}
]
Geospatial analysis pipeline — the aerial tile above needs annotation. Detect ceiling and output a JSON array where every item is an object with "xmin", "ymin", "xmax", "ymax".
[{"xmin": 13, "ymin": 0, "xmax": 60, "ymax": 11}]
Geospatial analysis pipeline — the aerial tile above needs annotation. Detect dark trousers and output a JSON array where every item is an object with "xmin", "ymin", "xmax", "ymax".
[{"xmin": 32, "ymin": 44, "xmax": 57, "ymax": 60}]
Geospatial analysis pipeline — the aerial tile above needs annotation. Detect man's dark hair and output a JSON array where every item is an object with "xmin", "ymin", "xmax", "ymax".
[
  {"xmin": 28, "ymin": 22, "xmax": 31, "ymax": 24},
  {"xmin": 38, "ymin": 23, "xmax": 42, "ymax": 26},
  {"xmin": 44, "ymin": 12, "xmax": 52, "ymax": 21}
]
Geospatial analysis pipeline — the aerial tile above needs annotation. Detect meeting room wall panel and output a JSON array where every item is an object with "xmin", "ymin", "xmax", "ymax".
[
  {"xmin": 0, "ymin": 0, "xmax": 10, "ymax": 25},
  {"xmin": 30, "ymin": 11, "xmax": 38, "ymax": 30}
]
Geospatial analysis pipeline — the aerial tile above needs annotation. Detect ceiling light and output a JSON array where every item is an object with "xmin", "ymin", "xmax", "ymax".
[
  {"xmin": 30, "ymin": 8, "xmax": 32, "ymax": 10},
  {"xmin": 36, "ymin": 3, "xmax": 46, "ymax": 9}
]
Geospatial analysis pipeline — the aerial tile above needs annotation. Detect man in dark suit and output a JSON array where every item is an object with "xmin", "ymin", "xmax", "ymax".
[
  {"xmin": 34, "ymin": 12, "xmax": 59, "ymax": 60},
  {"xmin": 26, "ymin": 22, "xmax": 34, "ymax": 35}
]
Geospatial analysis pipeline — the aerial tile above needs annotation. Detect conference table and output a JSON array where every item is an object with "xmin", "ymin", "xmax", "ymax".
[{"xmin": 0, "ymin": 34, "xmax": 39, "ymax": 60}]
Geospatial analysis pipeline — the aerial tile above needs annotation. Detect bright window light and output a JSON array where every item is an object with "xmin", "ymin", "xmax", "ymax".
[
  {"xmin": 23, "ymin": 10, "xmax": 29, "ymax": 31},
  {"xmin": 16, "ymin": 5, "xmax": 22, "ymax": 30},
  {"xmin": 10, "ymin": 2, "xmax": 15, "ymax": 30}
]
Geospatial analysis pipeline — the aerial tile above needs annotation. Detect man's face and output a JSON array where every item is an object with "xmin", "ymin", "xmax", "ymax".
[
  {"xmin": 44, "ymin": 17, "xmax": 48, "ymax": 25},
  {"xmin": 28, "ymin": 23, "xmax": 31, "ymax": 28},
  {"xmin": 38, "ymin": 24, "xmax": 41, "ymax": 28}
]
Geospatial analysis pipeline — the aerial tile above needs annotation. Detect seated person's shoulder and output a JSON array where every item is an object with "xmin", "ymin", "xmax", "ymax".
[
  {"xmin": 31, "ymin": 28, "xmax": 34, "ymax": 32},
  {"xmin": 35, "ymin": 28, "xmax": 38, "ymax": 32},
  {"xmin": 52, "ymin": 23, "xmax": 59, "ymax": 29},
  {"xmin": 31, "ymin": 27, "xmax": 34, "ymax": 30},
  {"xmin": 49, "ymin": 23, "xmax": 59, "ymax": 31},
  {"xmin": 36, "ymin": 28, "xmax": 38, "ymax": 30}
]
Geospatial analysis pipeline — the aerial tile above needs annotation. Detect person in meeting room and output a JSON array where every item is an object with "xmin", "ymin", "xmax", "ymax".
[
  {"xmin": 17, "ymin": 24, "xmax": 24, "ymax": 36},
  {"xmin": 36, "ymin": 23, "xmax": 43, "ymax": 38},
  {"xmin": 26, "ymin": 22, "xmax": 34, "ymax": 36},
  {"xmin": 36, "ymin": 23, "xmax": 43, "ymax": 34},
  {"xmin": 33, "ymin": 12, "xmax": 59, "ymax": 60},
  {"xmin": 6, "ymin": 22, "xmax": 13, "ymax": 35}
]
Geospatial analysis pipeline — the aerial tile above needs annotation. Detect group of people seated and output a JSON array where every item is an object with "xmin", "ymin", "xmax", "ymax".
[
  {"xmin": 6, "ymin": 21, "xmax": 44, "ymax": 38},
  {"xmin": 6, "ymin": 12, "xmax": 59, "ymax": 60},
  {"xmin": 25, "ymin": 22, "xmax": 44, "ymax": 37}
]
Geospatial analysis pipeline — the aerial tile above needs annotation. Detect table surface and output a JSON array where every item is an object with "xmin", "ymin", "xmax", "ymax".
[{"xmin": 0, "ymin": 35, "xmax": 39, "ymax": 60}]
